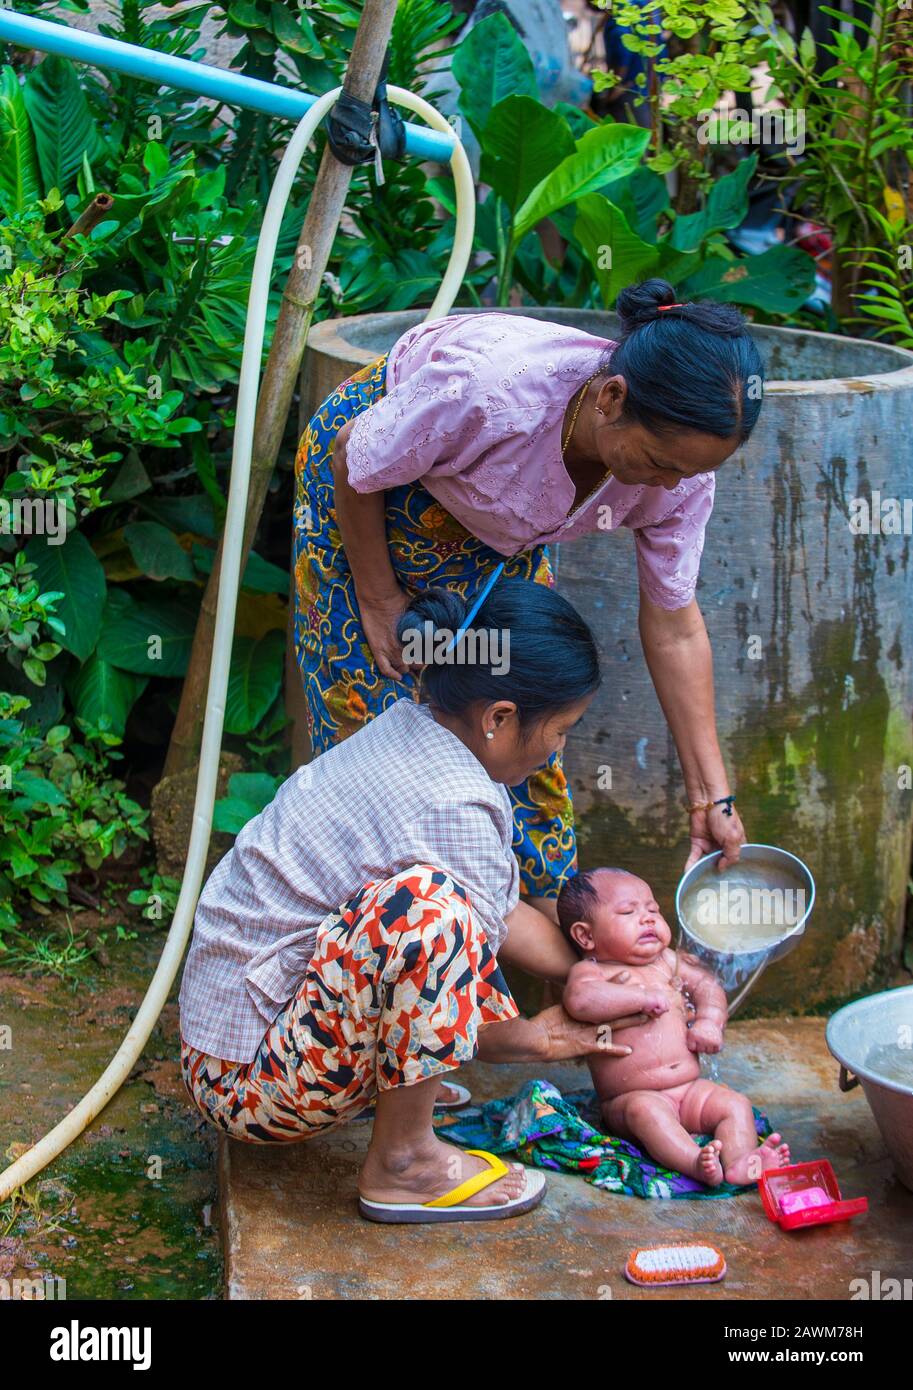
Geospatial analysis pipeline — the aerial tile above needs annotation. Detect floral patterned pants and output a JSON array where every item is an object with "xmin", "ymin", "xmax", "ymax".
[
  {"xmin": 291, "ymin": 352, "xmax": 577, "ymax": 900},
  {"xmin": 180, "ymin": 866, "xmax": 518, "ymax": 1142}
]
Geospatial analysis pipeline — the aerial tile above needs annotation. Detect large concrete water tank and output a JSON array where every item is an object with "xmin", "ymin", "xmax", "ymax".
[{"xmin": 300, "ymin": 308, "xmax": 913, "ymax": 1011}]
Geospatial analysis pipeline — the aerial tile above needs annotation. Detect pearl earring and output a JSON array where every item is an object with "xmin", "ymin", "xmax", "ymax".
[{"xmin": 485, "ymin": 731, "xmax": 494, "ymax": 740}]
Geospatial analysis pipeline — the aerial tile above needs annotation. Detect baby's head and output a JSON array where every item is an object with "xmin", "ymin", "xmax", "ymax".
[{"xmin": 557, "ymin": 868, "xmax": 672, "ymax": 965}]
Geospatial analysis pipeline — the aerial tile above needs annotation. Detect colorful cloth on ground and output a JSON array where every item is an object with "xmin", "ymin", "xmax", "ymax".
[
  {"xmin": 441, "ymin": 1078, "xmax": 773, "ymax": 1200},
  {"xmin": 291, "ymin": 351, "xmax": 576, "ymax": 900},
  {"xmin": 180, "ymin": 865, "xmax": 518, "ymax": 1142}
]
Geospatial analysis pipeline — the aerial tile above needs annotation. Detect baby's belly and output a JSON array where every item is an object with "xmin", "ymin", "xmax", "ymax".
[{"xmin": 589, "ymin": 1013, "xmax": 701, "ymax": 1099}]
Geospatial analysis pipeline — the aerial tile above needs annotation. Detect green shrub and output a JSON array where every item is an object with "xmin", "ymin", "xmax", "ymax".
[
  {"xmin": 0, "ymin": 691, "xmax": 148, "ymax": 932},
  {"xmin": 0, "ymin": 549, "xmax": 64, "ymax": 687},
  {"xmin": 450, "ymin": 11, "xmax": 814, "ymax": 315}
]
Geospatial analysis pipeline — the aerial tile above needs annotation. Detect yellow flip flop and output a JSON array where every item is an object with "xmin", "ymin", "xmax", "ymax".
[{"xmin": 358, "ymin": 1148, "xmax": 547, "ymax": 1224}]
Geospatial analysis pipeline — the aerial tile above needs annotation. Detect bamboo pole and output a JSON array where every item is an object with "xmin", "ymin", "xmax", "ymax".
[{"xmin": 162, "ymin": 0, "xmax": 399, "ymax": 779}]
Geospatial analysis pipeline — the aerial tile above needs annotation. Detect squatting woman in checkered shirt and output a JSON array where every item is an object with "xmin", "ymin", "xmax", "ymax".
[{"xmin": 180, "ymin": 580, "xmax": 647, "ymax": 1222}]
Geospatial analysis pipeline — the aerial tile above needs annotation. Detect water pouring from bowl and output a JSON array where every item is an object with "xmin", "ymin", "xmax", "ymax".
[{"xmin": 674, "ymin": 844, "xmax": 816, "ymax": 1016}]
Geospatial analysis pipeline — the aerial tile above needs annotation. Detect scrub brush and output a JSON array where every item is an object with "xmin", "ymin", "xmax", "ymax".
[{"xmin": 624, "ymin": 1243, "xmax": 726, "ymax": 1287}]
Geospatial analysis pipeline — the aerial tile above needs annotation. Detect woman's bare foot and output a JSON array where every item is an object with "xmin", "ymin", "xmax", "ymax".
[
  {"xmin": 724, "ymin": 1133, "xmax": 791, "ymax": 1185},
  {"xmin": 358, "ymin": 1134, "xmax": 528, "ymax": 1209},
  {"xmin": 694, "ymin": 1139, "xmax": 724, "ymax": 1187}
]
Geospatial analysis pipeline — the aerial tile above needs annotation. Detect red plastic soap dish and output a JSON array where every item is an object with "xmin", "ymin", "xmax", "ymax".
[{"xmin": 759, "ymin": 1159, "xmax": 868, "ymax": 1231}]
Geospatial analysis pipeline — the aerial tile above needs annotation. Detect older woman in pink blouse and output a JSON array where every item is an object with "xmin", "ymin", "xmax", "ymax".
[{"xmin": 292, "ymin": 278, "xmax": 762, "ymax": 929}]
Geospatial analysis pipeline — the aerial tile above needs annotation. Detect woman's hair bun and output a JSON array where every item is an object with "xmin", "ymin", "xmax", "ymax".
[
  {"xmin": 615, "ymin": 276, "xmax": 748, "ymax": 341},
  {"xmin": 396, "ymin": 587, "xmax": 467, "ymax": 645},
  {"xmin": 394, "ymin": 577, "xmax": 601, "ymax": 727},
  {"xmin": 615, "ymin": 278, "xmax": 679, "ymax": 332},
  {"xmin": 608, "ymin": 275, "xmax": 763, "ymax": 442}
]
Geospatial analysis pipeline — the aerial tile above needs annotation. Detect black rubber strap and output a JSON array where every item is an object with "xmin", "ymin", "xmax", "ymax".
[{"xmin": 325, "ymin": 49, "xmax": 405, "ymax": 166}]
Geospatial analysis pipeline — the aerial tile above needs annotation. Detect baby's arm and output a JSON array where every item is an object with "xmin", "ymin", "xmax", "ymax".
[
  {"xmin": 672, "ymin": 950, "xmax": 728, "ymax": 1054},
  {"xmin": 563, "ymin": 960, "xmax": 669, "ymax": 1024}
]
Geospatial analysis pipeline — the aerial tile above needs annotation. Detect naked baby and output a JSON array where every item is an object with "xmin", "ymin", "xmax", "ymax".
[{"xmin": 558, "ymin": 867, "xmax": 790, "ymax": 1187}]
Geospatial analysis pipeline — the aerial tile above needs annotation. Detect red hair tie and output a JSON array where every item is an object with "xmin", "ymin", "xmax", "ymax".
[{"xmin": 657, "ymin": 303, "xmax": 684, "ymax": 311}]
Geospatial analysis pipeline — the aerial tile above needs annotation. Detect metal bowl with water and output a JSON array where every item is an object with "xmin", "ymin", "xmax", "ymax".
[
  {"xmin": 674, "ymin": 843, "xmax": 816, "ymax": 1013},
  {"xmin": 826, "ymin": 984, "xmax": 913, "ymax": 1191}
]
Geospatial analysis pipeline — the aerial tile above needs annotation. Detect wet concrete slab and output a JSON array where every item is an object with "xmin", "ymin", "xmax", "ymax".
[
  {"xmin": 221, "ymin": 1018, "xmax": 913, "ymax": 1300},
  {"xmin": 0, "ymin": 931, "xmax": 221, "ymax": 1299}
]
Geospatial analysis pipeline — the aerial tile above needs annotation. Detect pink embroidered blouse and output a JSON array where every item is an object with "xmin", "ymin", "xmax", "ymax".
[{"xmin": 345, "ymin": 312, "xmax": 716, "ymax": 610}]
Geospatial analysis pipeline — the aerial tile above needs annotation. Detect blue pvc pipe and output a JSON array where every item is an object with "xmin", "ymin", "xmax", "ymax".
[{"xmin": 0, "ymin": 9, "xmax": 456, "ymax": 163}]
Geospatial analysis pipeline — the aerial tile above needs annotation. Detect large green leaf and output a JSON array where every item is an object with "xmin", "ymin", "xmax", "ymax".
[
  {"xmin": 105, "ymin": 452, "xmax": 152, "ymax": 504},
  {"xmin": 677, "ymin": 246, "xmax": 817, "ymax": 313},
  {"xmin": 573, "ymin": 193, "xmax": 660, "ymax": 306},
  {"xmin": 23, "ymin": 55, "xmax": 100, "ymax": 196},
  {"xmin": 552, "ymin": 101, "xmax": 599, "ymax": 141},
  {"xmin": 452, "ymin": 11, "xmax": 537, "ymax": 135},
  {"xmin": 212, "ymin": 797, "xmax": 263, "ymax": 835},
  {"xmin": 96, "ymin": 589, "xmax": 196, "ymax": 677},
  {"xmin": 224, "ymin": 631, "xmax": 285, "ymax": 735},
  {"xmin": 386, "ymin": 249, "xmax": 444, "ymax": 311},
  {"xmin": 0, "ymin": 656, "xmax": 65, "ymax": 732},
  {"xmin": 0, "ymin": 65, "xmax": 42, "ymax": 212},
  {"xmin": 479, "ymin": 96, "xmax": 575, "ymax": 213},
  {"xmin": 66, "ymin": 654, "xmax": 147, "ymax": 737},
  {"xmin": 212, "ymin": 771, "xmax": 283, "ymax": 834},
  {"xmin": 192, "ymin": 543, "xmax": 288, "ymax": 595},
  {"xmin": 11, "ymin": 773, "xmax": 67, "ymax": 809},
  {"xmin": 24, "ymin": 530, "xmax": 106, "ymax": 663},
  {"xmin": 138, "ymin": 493, "xmax": 217, "ymax": 540},
  {"xmin": 225, "ymin": 772, "xmax": 282, "ymax": 810},
  {"xmin": 270, "ymin": 1, "xmax": 323, "ymax": 56},
  {"xmin": 513, "ymin": 124, "xmax": 651, "ymax": 246},
  {"xmin": 227, "ymin": 0, "xmax": 266, "ymax": 25},
  {"xmin": 602, "ymin": 167, "xmax": 670, "ymax": 243},
  {"xmin": 669, "ymin": 155, "xmax": 757, "ymax": 253},
  {"xmin": 652, "ymin": 242, "xmax": 706, "ymax": 285},
  {"xmin": 123, "ymin": 521, "xmax": 196, "ymax": 582}
]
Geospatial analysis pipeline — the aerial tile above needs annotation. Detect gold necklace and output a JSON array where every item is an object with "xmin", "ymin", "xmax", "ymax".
[
  {"xmin": 561, "ymin": 370, "xmax": 611, "ymax": 515},
  {"xmin": 561, "ymin": 370, "xmax": 602, "ymax": 456}
]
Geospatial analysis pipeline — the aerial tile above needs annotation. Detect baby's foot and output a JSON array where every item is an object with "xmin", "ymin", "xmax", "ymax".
[
  {"xmin": 695, "ymin": 1139, "xmax": 724, "ymax": 1187},
  {"xmin": 724, "ymin": 1132, "xmax": 791, "ymax": 1185}
]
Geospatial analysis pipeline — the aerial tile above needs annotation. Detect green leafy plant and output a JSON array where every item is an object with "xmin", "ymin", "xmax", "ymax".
[
  {"xmin": 1, "ymin": 2, "xmax": 476, "ymax": 766},
  {"xmin": 0, "ymin": 551, "xmax": 63, "ymax": 686},
  {"xmin": 4, "ymin": 0, "xmax": 225, "ymax": 152},
  {"xmin": 851, "ymin": 213, "xmax": 913, "ymax": 348},
  {"xmin": 451, "ymin": 12, "xmax": 814, "ymax": 315},
  {"xmin": 574, "ymin": 152, "xmax": 814, "ymax": 315},
  {"xmin": 453, "ymin": 14, "xmax": 650, "ymax": 305},
  {"xmin": 330, "ymin": 158, "xmax": 487, "ymax": 314},
  {"xmin": 0, "ymin": 691, "xmax": 148, "ymax": 932},
  {"xmin": 592, "ymin": 0, "xmax": 765, "ymax": 197},
  {"xmin": 127, "ymin": 865, "xmax": 181, "ymax": 924},
  {"xmin": 755, "ymin": 0, "xmax": 912, "ymax": 326},
  {"xmin": 213, "ymin": 769, "xmax": 284, "ymax": 834},
  {"xmin": 0, "ymin": 164, "xmax": 278, "ymax": 736},
  {"xmin": 172, "ymin": 0, "xmax": 460, "ymax": 202},
  {"xmin": 0, "ymin": 194, "xmax": 196, "ymax": 462}
]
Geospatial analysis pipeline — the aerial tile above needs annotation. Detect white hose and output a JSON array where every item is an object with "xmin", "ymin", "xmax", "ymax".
[{"xmin": 0, "ymin": 86, "xmax": 475, "ymax": 1201}]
